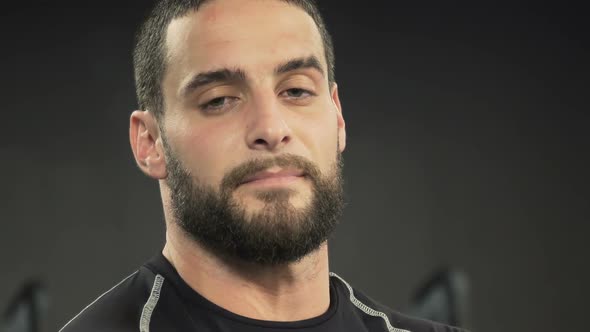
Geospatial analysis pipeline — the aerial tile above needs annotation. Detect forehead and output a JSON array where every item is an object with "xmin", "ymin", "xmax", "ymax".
[{"xmin": 164, "ymin": 0, "xmax": 325, "ymax": 82}]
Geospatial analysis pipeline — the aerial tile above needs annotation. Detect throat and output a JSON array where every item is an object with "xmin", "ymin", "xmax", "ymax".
[{"xmin": 162, "ymin": 234, "xmax": 331, "ymax": 322}]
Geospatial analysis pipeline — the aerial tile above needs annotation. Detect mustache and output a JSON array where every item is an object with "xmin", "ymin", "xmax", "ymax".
[{"xmin": 221, "ymin": 154, "xmax": 322, "ymax": 191}]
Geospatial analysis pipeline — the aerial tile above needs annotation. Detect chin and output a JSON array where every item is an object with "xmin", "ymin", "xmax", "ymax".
[{"xmin": 235, "ymin": 190, "xmax": 310, "ymax": 212}]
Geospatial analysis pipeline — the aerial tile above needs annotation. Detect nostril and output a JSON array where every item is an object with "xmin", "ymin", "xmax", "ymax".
[{"xmin": 254, "ymin": 138, "xmax": 267, "ymax": 145}]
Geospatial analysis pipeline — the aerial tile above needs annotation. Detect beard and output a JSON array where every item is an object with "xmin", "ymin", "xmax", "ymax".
[{"xmin": 164, "ymin": 144, "xmax": 345, "ymax": 266}]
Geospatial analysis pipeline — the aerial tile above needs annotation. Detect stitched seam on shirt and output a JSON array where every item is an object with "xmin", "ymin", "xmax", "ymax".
[
  {"xmin": 139, "ymin": 274, "xmax": 165, "ymax": 332},
  {"xmin": 58, "ymin": 270, "xmax": 139, "ymax": 332},
  {"xmin": 329, "ymin": 272, "xmax": 412, "ymax": 332}
]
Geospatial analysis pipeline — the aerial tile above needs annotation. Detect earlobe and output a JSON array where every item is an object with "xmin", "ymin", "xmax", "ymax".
[
  {"xmin": 331, "ymin": 83, "xmax": 346, "ymax": 152},
  {"xmin": 129, "ymin": 110, "xmax": 168, "ymax": 179}
]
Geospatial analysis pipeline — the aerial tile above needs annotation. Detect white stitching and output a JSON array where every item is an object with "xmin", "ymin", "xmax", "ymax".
[
  {"xmin": 330, "ymin": 272, "xmax": 412, "ymax": 332},
  {"xmin": 139, "ymin": 274, "xmax": 165, "ymax": 332},
  {"xmin": 58, "ymin": 271, "xmax": 139, "ymax": 332}
]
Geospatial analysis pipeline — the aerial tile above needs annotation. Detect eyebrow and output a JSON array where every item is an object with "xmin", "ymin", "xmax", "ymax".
[
  {"xmin": 274, "ymin": 55, "xmax": 325, "ymax": 77},
  {"xmin": 180, "ymin": 68, "xmax": 247, "ymax": 98},
  {"xmin": 179, "ymin": 55, "xmax": 325, "ymax": 98}
]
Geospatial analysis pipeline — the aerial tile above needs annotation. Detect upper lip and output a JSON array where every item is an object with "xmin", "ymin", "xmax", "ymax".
[{"xmin": 240, "ymin": 168, "xmax": 305, "ymax": 185}]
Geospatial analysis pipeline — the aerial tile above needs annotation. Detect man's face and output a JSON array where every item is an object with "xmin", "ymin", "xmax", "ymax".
[{"xmin": 159, "ymin": 0, "xmax": 346, "ymax": 264}]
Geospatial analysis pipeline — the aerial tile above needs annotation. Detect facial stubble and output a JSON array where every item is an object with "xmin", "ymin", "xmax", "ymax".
[{"xmin": 164, "ymin": 145, "xmax": 344, "ymax": 266}]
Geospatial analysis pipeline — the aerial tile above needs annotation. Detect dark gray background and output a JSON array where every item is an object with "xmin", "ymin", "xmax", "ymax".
[{"xmin": 1, "ymin": 1, "xmax": 588, "ymax": 331}]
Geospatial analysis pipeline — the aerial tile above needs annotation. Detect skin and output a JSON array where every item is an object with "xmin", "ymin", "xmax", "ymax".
[{"xmin": 129, "ymin": 0, "xmax": 346, "ymax": 322}]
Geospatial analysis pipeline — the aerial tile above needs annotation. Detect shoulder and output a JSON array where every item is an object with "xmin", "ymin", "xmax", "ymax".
[
  {"xmin": 59, "ymin": 267, "xmax": 158, "ymax": 332},
  {"xmin": 385, "ymin": 310, "xmax": 469, "ymax": 332},
  {"xmin": 329, "ymin": 272, "xmax": 470, "ymax": 332}
]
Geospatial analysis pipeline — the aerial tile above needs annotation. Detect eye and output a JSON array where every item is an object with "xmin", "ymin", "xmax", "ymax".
[
  {"xmin": 281, "ymin": 88, "xmax": 315, "ymax": 99},
  {"xmin": 199, "ymin": 96, "xmax": 239, "ymax": 113}
]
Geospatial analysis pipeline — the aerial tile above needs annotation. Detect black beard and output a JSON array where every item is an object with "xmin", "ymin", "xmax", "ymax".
[{"xmin": 164, "ymin": 147, "xmax": 344, "ymax": 266}]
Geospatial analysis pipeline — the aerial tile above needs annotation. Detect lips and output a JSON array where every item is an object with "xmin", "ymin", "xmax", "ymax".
[{"xmin": 240, "ymin": 168, "xmax": 306, "ymax": 186}]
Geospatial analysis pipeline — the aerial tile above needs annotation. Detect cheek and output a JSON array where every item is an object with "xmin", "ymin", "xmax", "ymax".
[
  {"xmin": 170, "ymin": 120, "xmax": 241, "ymax": 186},
  {"xmin": 295, "ymin": 105, "xmax": 339, "ymax": 169}
]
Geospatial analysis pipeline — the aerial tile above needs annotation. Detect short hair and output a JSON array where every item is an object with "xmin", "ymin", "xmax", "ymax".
[{"xmin": 133, "ymin": 0, "xmax": 335, "ymax": 121}]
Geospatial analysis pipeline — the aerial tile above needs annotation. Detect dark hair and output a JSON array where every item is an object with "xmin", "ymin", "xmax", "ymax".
[{"xmin": 133, "ymin": 0, "xmax": 335, "ymax": 120}]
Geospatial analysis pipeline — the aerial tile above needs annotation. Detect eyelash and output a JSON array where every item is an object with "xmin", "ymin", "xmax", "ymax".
[
  {"xmin": 198, "ymin": 96, "xmax": 239, "ymax": 112},
  {"xmin": 280, "ymin": 88, "xmax": 316, "ymax": 99},
  {"xmin": 198, "ymin": 88, "xmax": 316, "ymax": 113}
]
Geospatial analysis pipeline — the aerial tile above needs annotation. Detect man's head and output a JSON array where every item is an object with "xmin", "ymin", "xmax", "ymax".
[
  {"xmin": 133, "ymin": 0, "xmax": 335, "ymax": 121},
  {"xmin": 129, "ymin": 0, "xmax": 346, "ymax": 265}
]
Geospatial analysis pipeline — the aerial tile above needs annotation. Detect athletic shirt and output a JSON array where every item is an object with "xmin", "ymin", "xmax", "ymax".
[{"xmin": 59, "ymin": 253, "xmax": 468, "ymax": 332}]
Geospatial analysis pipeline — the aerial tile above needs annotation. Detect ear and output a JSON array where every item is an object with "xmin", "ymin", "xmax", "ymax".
[
  {"xmin": 330, "ymin": 83, "xmax": 346, "ymax": 152},
  {"xmin": 129, "ymin": 110, "xmax": 167, "ymax": 179}
]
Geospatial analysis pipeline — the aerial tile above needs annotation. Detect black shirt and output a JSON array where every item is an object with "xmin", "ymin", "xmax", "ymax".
[{"xmin": 59, "ymin": 253, "xmax": 467, "ymax": 332}]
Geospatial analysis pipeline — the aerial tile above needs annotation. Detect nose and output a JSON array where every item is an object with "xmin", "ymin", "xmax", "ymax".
[{"xmin": 245, "ymin": 96, "xmax": 292, "ymax": 152}]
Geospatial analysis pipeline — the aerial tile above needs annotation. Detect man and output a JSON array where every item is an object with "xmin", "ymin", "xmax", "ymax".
[{"xmin": 60, "ymin": 0, "xmax": 468, "ymax": 331}]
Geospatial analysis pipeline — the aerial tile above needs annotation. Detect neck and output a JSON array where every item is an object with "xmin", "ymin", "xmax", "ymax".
[{"xmin": 162, "ymin": 223, "xmax": 331, "ymax": 322}]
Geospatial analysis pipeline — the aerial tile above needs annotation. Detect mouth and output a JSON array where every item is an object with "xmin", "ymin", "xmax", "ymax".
[{"xmin": 239, "ymin": 168, "xmax": 306, "ymax": 187}]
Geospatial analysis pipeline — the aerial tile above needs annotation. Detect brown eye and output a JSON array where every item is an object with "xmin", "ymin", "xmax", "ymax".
[
  {"xmin": 281, "ymin": 88, "xmax": 315, "ymax": 99},
  {"xmin": 208, "ymin": 97, "xmax": 226, "ymax": 107},
  {"xmin": 199, "ymin": 96, "xmax": 239, "ymax": 113}
]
